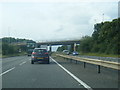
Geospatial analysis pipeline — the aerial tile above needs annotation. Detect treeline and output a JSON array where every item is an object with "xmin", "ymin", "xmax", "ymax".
[
  {"xmin": 1, "ymin": 37, "xmax": 35, "ymax": 55},
  {"xmin": 57, "ymin": 18, "xmax": 119, "ymax": 55},
  {"xmin": 2, "ymin": 37, "xmax": 34, "ymax": 43},
  {"xmin": 79, "ymin": 18, "xmax": 119, "ymax": 55}
]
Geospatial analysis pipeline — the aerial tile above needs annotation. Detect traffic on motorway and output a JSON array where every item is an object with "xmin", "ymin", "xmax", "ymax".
[
  {"xmin": 31, "ymin": 48, "xmax": 50, "ymax": 64},
  {"xmin": 1, "ymin": 1, "xmax": 119, "ymax": 89},
  {"xmin": 1, "ymin": 51, "xmax": 119, "ymax": 89}
]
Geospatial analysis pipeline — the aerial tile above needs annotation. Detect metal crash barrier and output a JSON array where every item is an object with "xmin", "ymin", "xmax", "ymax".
[{"xmin": 56, "ymin": 54, "xmax": 120, "ymax": 73}]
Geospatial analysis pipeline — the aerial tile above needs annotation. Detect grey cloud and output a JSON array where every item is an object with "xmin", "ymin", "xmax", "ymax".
[
  {"xmin": 71, "ymin": 16, "xmax": 90, "ymax": 25},
  {"xmin": 54, "ymin": 25, "xmax": 64, "ymax": 32}
]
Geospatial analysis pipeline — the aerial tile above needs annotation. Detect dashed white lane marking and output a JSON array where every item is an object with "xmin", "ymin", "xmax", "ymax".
[
  {"xmin": 19, "ymin": 61, "xmax": 26, "ymax": 66},
  {"xmin": 50, "ymin": 57, "xmax": 93, "ymax": 90},
  {"xmin": 0, "ymin": 67, "xmax": 15, "ymax": 76}
]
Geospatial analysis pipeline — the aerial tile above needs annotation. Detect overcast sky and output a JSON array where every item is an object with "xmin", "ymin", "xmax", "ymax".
[{"xmin": 0, "ymin": 0, "xmax": 119, "ymax": 42}]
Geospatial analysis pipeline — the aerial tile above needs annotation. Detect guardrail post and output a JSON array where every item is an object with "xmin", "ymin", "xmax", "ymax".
[
  {"xmin": 84, "ymin": 62, "xmax": 86, "ymax": 68},
  {"xmin": 67, "ymin": 58, "xmax": 68, "ymax": 61},
  {"xmin": 75, "ymin": 60, "xmax": 77, "ymax": 64},
  {"xmin": 67, "ymin": 58, "xmax": 69, "ymax": 61},
  {"xmin": 98, "ymin": 65, "xmax": 101, "ymax": 73},
  {"xmin": 70, "ymin": 59, "xmax": 72, "ymax": 63}
]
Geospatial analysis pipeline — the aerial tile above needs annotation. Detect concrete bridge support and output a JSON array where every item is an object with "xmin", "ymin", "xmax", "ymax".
[
  {"xmin": 74, "ymin": 43, "xmax": 76, "ymax": 51},
  {"xmin": 49, "ymin": 45, "xmax": 52, "ymax": 52},
  {"xmin": 66, "ymin": 43, "xmax": 76, "ymax": 52},
  {"xmin": 36, "ymin": 44, "xmax": 40, "ymax": 48},
  {"xmin": 48, "ymin": 45, "xmax": 52, "ymax": 55}
]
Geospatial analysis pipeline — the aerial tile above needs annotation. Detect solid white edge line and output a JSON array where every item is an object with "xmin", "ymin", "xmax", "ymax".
[
  {"xmin": 19, "ymin": 61, "xmax": 26, "ymax": 66},
  {"xmin": 0, "ymin": 67, "xmax": 15, "ymax": 76},
  {"xmin": 50, "ymin": 57, "xmax": 93, "ymax": 90}
]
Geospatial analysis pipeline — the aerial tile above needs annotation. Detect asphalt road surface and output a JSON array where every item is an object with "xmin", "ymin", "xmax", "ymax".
[{"xmin": 1, "ymin": 55, "xmax": 119, "ymax": 89}]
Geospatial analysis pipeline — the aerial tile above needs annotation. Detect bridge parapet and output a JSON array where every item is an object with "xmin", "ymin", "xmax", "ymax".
[{"xmin": 37, "ymin": 40, "xmax": 80, "ymax": 45}]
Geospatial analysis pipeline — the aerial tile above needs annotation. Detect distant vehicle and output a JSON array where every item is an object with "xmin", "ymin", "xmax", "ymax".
[
  {"xmin": 27, "ymin": 49, "xmax": 34, "ymax": 56},
  {"xmin": 72, "ymin": 51, "xmax": 79, "ymax": 55},
  {"xmin": 27, "ymin": 41, "xmax": 36, "ymax": 56},
  {"xmin": 31, "ymin": 48, "xmax": 50, "ymax": 64},
  {"xmin": 63, "ymin": 50, "xmax": 70, "ymax": 55}
]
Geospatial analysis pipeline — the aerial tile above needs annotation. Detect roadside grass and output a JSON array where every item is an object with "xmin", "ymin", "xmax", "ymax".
[
  {"xmin": 1, "ymin": 52, "xmax": 27, "ymax": 58},
  {"xmin": 53, "ymin": 52, "xmax": 119, "ymax": 58},
  {"xmin": 79, "ymin": 53, "xmax": 120, "ymax": 58}
]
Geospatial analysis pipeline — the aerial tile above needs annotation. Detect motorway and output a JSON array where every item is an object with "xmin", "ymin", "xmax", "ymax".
[{"xmin": 1, "ymin": 55, "xmax": 119, "ymax": 89}]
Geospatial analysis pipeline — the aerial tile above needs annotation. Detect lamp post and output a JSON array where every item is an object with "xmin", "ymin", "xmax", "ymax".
[
  {"xmin": 102, "ymin": 13, "xmax": 104, "ymax": 23},
  {"xmin": 8, "ymin": 27, "xmax": 11, "ymax": 44}
]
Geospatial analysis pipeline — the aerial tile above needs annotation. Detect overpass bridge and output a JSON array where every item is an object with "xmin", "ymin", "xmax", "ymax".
[
  {"xmin": 13, "ymin": 39, "xmax": 81, "ymax": 52},
  {"xmin": 36, "ymin": 39, "xmax": 81, "ymax": 52},
  {"xmin": 37, "ymin": 40, "xmax": 80, "ymax": 45}
]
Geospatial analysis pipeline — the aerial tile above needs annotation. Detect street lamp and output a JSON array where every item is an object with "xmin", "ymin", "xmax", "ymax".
[{"xmin": 102, "ymin": 13, "xmax": 104, "ymax": 23}]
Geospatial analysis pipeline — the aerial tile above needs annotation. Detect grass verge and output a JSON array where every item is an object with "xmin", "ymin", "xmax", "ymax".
[
  {"xmin": 1, "ymin": 52, "xmax": 27, "ymax": 58},
  {"xmin": 79, "ymin": 53, "xmax": 120, "ymax": 58}
]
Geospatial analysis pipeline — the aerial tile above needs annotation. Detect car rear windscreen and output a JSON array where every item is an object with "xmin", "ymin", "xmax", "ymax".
[{"xmin": 34, "ymin": 49, "xmax": 47, "ymax": 53}]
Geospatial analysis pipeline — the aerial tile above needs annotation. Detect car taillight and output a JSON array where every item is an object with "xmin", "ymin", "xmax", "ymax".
[
  {"xmin": 32, "ymin": 52, "xmax": 37, "ymax": 54},
  {"xmin": 44, "ymin": 52, "xmax": 48, "ymax": 54}
]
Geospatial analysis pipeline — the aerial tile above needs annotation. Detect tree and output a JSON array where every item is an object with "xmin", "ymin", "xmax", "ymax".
[
  {"xmin": 78, "ymin": 18, "xmax": 119, "ymax": 55},
  {"xmin": 79, "ymin": 36, "xmax": 93, "ymax": 53}
]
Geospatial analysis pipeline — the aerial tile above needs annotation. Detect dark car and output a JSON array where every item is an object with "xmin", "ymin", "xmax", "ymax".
[
  {"xmin": 31, "ymin": 48, "xmax": 50, "ymax": 64},
  {"xmin": 27, "ymin": 49, "xmax": 34, "ymax": 56},
  {"xmin": 72, "ymin": 51, "xmax": 79, "ymax": 55}
]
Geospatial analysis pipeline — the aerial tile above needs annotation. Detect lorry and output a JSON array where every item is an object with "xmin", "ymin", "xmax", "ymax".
[{"xmin": 27, "ymin": 41, "xmax": 36, "ymax": 56}]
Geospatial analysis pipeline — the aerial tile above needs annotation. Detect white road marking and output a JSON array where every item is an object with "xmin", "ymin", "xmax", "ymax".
[
  {"xmin": 50, "ymin": 57, "xmax": 93, "ymax": 90},
  {"xmin": 0, "ymin": 67, "xmax": 15, "ymax": 76},
  {"xmin": 19, "ymin": 61, "xmax": 26, "ymax": 66}
]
